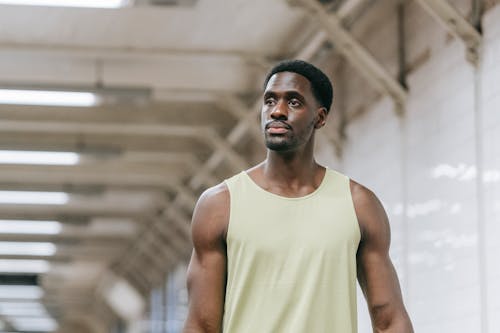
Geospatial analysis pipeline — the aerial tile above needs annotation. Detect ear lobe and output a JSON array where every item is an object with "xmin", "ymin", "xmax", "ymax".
[
  {"xmin": 315, "ymin": 121, "xmax": 326, "ymax": 129},
  {"xmin": 314, "ymin": 107, "xmax": 327, "ymax": 129}
]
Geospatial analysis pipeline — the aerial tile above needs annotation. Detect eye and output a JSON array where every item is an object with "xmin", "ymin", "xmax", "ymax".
[
  {"xmin": 264, "ymin": 97, "xmax": 276, "ymax": 106},
  {"xmin": 288, "ymin": 99, "xmax": 301, "ymax": 107}
]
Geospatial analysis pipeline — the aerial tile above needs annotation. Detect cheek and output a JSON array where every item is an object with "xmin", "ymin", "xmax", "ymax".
[
  {"xmin": 292, "ymin": 112, "xmax": 314, "ymax": 126},
  {"xmin": 299, "ymin": 116, "xmax": 317, "ymax": 134}
]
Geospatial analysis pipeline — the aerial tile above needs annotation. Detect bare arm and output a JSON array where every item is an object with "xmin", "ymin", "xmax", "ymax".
[
  {"xmin": 351, "ymin": 180, "xmax": 414, "ymax": 333},
  {"xmin": 183, "ymin": 183, "xmax": 229, "ymax": 333}
]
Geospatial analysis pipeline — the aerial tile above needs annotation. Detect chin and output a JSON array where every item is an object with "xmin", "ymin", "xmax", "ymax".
[{"xmin": 265, "ymin": 139, "xmax": 294, "ymax": 152}]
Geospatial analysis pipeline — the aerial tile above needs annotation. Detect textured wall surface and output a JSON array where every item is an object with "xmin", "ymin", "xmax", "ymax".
[{"xmin": 322, "ymin": 4, "xmax": 500, "ymax": 333}]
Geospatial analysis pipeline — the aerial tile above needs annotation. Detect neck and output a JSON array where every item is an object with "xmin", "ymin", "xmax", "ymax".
[{"xmin": 263, "ymin": 138, "xmax": 319, "ymax": 184}]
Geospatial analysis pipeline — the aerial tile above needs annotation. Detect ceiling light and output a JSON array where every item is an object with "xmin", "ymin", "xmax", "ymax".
[
  {"xmin": 0, "ymin": 286, "xmax": 43, "ymax": 300},
  {"xmin": 0, "ymin": 0, "xmax": 127, "ymax": 8},
  {"xmin": 0, "ymin": 242, "xmax": 56, "ymax": 256},
  {"xmin": 0, "ymin": 260, "xmax": 50, "ymax": 273},
  {"xmin": 10, "ymin": 316, "xmax": 58, "ymax": 332},
  {"xmin": 0, "ymin": 301, "xmax": 47, "ymax": 317},
  {"xmin": 0, "ymin": 150, "xmax": 79, "ymax": 165},
  {"xmin": 0, "ymin": 89, "xmax": 99, "ymax": 107},
  {"xmin": 0, "ymin": 220, "xmax": 62, "ymax": 235},
  {"xmin": 0, "ymin": 191, "xmax": 68, "ymax": 205}
]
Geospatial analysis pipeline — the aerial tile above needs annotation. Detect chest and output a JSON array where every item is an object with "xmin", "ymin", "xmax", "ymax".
[{"xmin": 227, "ymin": 193, "xmax": 360, "ymax": 258}]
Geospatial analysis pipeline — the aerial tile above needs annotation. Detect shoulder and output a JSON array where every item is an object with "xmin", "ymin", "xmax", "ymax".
[
  {"xmin": 349, "ymin": 179, "xmax": 390, "ymax": 243},
  {"xmin": 349, "ymin": 179, "xmax": 380, "ymax": 209},
  {"xmin": 197, "ymin": 181, "xmax": 230, "ymax": 210},
  {"xmin": 191, "ymin": 182, "xmax": 230, "ymax": 244}
]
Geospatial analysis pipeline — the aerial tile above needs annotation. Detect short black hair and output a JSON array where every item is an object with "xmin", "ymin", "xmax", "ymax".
[{"xmin": 263, "ymin": 59, "xmax": 333, "ymax": 113}]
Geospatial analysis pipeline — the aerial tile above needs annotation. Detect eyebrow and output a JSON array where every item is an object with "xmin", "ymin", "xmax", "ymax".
[{"xmin": 263, "ymin": 90, "xmax": 306, "ymax": 101}]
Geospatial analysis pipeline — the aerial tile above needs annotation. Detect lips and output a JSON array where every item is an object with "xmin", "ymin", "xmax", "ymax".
[{"xmin": 265, "ymin": 121, "xmax": 291, "ymax": 134}]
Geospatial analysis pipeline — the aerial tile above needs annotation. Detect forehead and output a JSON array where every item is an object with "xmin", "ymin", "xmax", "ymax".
[{"xmin": 264, "ymin": 71, "xmax": 313, "ymax": 95}]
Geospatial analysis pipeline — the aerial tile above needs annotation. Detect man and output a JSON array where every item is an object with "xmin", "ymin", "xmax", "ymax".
[{"xmin": 183, "ymin": 60, "xmax": 413, "ymax": 332}]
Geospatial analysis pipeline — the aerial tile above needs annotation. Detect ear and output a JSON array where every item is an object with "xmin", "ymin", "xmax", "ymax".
[{"xmin": 314, "ymin": 107, "xmax": 328, "ymax": 129}]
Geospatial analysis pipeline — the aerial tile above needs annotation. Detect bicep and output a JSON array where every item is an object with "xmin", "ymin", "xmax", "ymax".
[
  {"xmin": 352, "ymin": 181, "xmax": 408, "ymax": 327},
  {"xmin": 184, "ymin": 187, "xmax": 229, "ymax": 333},
  {"xmin": 185, "ymin": 245, "xmax": 226, "ymax": 332},
  {"xmin": 355, "ymin": 192, "xmax": 398, "ymax": 302},
  {"xmin": 357, "ymin": 240, "xmax": 403, "ymax": 321}
]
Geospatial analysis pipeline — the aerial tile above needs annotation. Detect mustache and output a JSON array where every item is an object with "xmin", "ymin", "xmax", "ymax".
[{"xmin": 265, "ymin": 120, "xmax": 292, "ymax": 130}]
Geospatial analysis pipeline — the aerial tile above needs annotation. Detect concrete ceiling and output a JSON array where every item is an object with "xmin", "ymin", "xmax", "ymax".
[
  {"xmin": 0, "ymin": 0, "xmax": 483, "ymax": 331},
  {"xmin": 0, "ymin": 0, "xmax": 324, "ymax": 330}
]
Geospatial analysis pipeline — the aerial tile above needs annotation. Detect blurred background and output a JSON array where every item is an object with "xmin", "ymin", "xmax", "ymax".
[{"xmin": 0, "ymin": 0, "xmax": 498, "ymax": 332}]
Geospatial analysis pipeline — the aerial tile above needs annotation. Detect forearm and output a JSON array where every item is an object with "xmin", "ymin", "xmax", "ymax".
[{"xmin": 184, "ymin": 275, "xmax": 224, "ymax": 333}]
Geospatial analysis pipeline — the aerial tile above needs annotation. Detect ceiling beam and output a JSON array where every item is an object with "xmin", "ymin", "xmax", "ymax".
[
  {"xmin": 0, "ymin": 40, "xmax": 266, "ymax": 64},
  {"xmin": 118, "ymin": 195, "xmax": 191, "ymax": 275},
  {"xmin": 121, "ymin": 268, "xmax": 151, "ymax": 296},
  {"xmin": 0, "ymin": 104, "xmax": 226, "ymax": 126},
  {"xmin": 124, "ymin": 228, "xmax": 188, "ymax": 286},
  {"xmin": 0, "ymin": 120, "xmax": 207, "ymax": 138},
  {"xmin": 134, "ymin": 234, "xmax": 176, "ymax": 282},
  {"xmin": 337, "ymin": 0, "xmax": 372, "ymax": 19},
  {"xmin": 118, "ymin": 107, "xmax": 252, "ymax": 276},
  {"xmin": 127, "ymin": 253, "xmax": 163, "ymax": 288},
  {"xmin": 216, "ymin": 94, "xmax": 262, "ymax": 141},
  {"xmin": 189, "ymin": 100, "xmax": 260, "ymax": 190},
  {"xmin": 161, "ymin": 205, "xmax": 191, "ymax": 241},
  {"xmin": 0, "ymin": 202, "xmax": 152, "ymax": 220},
  {"xmin": 0, "ymin": 148, "xmax": 215, "ymax": 194},
  {"xmin": 111, "ymin": 103, "xmax": 260, "ymax": 294},
  {"xmin": 0, "ymin": 166, "xmax": 189, "ymax": 191},
  {"xmin": 202, "ymin": 128, "xmax": 250, "ymax": 172},
  {"xmin": 414, "ymin": 0, "xmax": 482, "ymax": 64},
  {"xmin": 0, "ymin": 121, "xmax": 250, "ymax": 175},
  {"xmin": 0, "ymin": 136, "xmax": 200, "ymax": 153},
  {"xmin": 117, "ymin": 231, "xmax": 178, "ymax": 288},
  {"xmin": 287, "ymin": 0, "xmax": 408, "ymax": 112},
  {"xmin": 293, "ymin": 0, "xmax": 373, "ymax": 60},
  {"xmin": 121, "ymin": 207, "xmax": 190, "ymax": 271},
  {"xmin": 188, "ymin": 0, "xmax": 373, "ymax": 191},
  {"xmin": 0, "ymin": 43, "xmax": 264, "ymax": 93},
  {"xmin": 110, "ymin": 0, "xmax": 379, "ymax": 286},
  {"xmin": 295, "ymin": 30, "xmax": 329, "ymax": 61},
  {"xmin": 0, "ymin": 233, "xmax": 132, "ymax": 243},
  {"xmin": 111, "ymin": 0, "xmax": 378, "ymax": 282},
  {"xmin": 0, "ymin": 251, "xmax": 120, "ymax": 261},
  {"xmin": 95, "ymin": 151, "xmax": 196, "ymax": 165},
  {"xmin": 152, "ymin": 223, "xmax": 191, "ymax": 258},
  {"xmin": 54, "ymin": 307, "xmax": 112, "ymax": 333}
]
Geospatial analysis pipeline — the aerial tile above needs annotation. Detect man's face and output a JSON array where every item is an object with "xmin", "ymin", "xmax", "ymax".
[{"xmin": 261, "ymin": 71, "xmax": 324, "ymax": 152}]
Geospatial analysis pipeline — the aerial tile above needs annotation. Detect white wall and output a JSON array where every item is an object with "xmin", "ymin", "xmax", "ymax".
[
  {"xmin": 325, "ymin": 5, "xmax": 500, "ymax": 333},
  {"xmin": 481, "ymin": 6, "xmax": 500, "ymax": 332}
]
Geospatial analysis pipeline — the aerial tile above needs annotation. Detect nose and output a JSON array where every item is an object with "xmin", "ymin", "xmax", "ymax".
[{"xmin": 270, "ymin": 100, "xmax": 288, "ymax": 120}]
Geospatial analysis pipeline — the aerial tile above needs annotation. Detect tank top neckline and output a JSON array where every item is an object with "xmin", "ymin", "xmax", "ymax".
[{"xmin": 241, "ymin": 168, "xmax": 330, "ymax": 201}]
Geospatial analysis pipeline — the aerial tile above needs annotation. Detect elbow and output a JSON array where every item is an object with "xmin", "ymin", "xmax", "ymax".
[
  {"xmin": 182, "ymin": 322, "xmax": 211, "ymax": 333},
  {"xmin": 371, "ymin": 304, "xmax": 413, "ymax": 333},
  {"xmin": 371, "ymin": 303, "xmax": 392, "ymax": 331},
  {"xmin": 183, "ymin": 316, "xmax": 221, "ymax": 333}
]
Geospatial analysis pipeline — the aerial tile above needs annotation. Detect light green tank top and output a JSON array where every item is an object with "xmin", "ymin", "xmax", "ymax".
[{"xmin": 222, "ymin": 168, "xmax": 361, "ymax": 333}]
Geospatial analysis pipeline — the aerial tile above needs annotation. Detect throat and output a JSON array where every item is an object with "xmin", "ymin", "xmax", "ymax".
[
  {"xmin": 248, "ymin": 162, "xmax": 326, "ymax": 198},
  {"xmin": 263, "ymin": 181, "xmax": 321, "ymax": 198}
]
